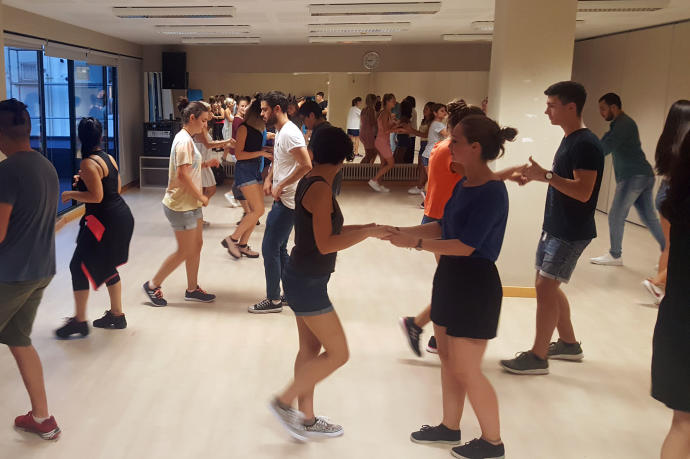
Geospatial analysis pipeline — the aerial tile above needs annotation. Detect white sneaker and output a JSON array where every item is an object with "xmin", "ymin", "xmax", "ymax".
[
  {"xmin": 642, "ymin": 279, "xmax": 664, "ymax": 305},
  {"xmin": 268, "ymin": 399, "xmax": 307, "ymax": 442},
  {"xmin": 224, "ymin": 192, "xmax": 239, "ymax": 208},
  {"xmin": 380, "ymin": 184, "xmax": 390, "ymax": 192},
  {"xmin": 368, "ymin": 179, "xmax": 382, "ymax": 192},
  {"xmin": 589, "ymin": 253, "xmax": 623, "ymax": 266},
  {"xmin": 408, "ymin": 186, "xmax": 422, "ymax": 195}
]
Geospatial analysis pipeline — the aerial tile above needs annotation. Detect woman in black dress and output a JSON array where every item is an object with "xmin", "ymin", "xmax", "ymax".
[
  {"xmin": 652, "ymin": 127, "xmax": 690, "ymax": 459},
  {"xmin": 55, "ymin": 118, "xmax": 135, "ymax": 338}
]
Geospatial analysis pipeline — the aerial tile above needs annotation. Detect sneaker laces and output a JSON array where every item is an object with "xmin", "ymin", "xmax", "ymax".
[
  {"xmin": 419, "ymin": 424, "xmax": 435, "ymax": 432},
  {"xmin": 152, "ymin": 287, "xmax": 164, "ymax": 299},
  {"xmin": 194, "ymin": 286, "xmax": 207, "ymax": 294}
]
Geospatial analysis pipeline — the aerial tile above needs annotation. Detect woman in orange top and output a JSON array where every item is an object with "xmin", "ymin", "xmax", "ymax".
[{"xmin": 400, "ymin": 101, "xmax": 525, "ymax": 356}]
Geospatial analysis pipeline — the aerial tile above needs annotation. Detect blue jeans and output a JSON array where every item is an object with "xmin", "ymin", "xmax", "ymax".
[
  {"xmin": 261, "ymin": 201, "xmax": 295, "ymax": 301},
  {"xmin": 609, "ymin": 175, "xmax": 665, "ymax": 258}
]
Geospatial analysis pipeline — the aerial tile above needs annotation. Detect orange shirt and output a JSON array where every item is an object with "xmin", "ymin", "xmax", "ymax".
[{"xmin": 424, "ymin": 138, "xmax": 464, "ymax": 220}]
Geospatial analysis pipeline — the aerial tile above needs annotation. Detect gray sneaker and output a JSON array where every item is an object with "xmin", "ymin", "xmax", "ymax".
[
  {"xmin": 500, "ymin": 351, "xmax": 549, "ymax": 375},
  {"xmin": 304, "ymin": 416, "xmax": 344, "ymax": 438},
  {"xmin": 269, "ymin": 399, "xmax": 307, "ymax": 442},
  {"xmin": 548, "ymin": 339, "xmax": 584, "ymax": 361}
]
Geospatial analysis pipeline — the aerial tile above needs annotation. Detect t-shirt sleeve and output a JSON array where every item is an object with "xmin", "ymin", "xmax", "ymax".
[
  {"xmin": 0, "ymin": 167, "xmax": 18, "ymax": 205},
  {"xmin": 572, "ymin": 140, "xmax": 603, "ymax": 171},
  {"xmin": 287, "ymin": 126, "xmax": 307, "ymax": 152},
  {"xmin": 455, "ymin": 185, "xmax": 507, "ymax": 250},
  {"xmin": 175, "ymin": 138, "xmax": 194, "ymax": 167},
  {"xmin": 432, "ymin": 122, "xmax": 444, "ymax": 138}
]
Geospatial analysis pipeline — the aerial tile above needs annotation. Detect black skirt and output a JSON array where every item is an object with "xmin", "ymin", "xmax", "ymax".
[{"xmin": 431, "ymin": 256, "xmax": 503, "ymax": 339}]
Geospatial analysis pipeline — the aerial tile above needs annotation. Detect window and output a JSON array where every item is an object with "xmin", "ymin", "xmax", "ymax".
[{"xmin": 4, "ymin": 46, "xmax": 119, "ymax": 214}]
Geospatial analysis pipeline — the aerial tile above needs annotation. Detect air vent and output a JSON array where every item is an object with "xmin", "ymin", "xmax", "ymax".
[
  {"xmin": 181, "ymin": 37, "xmax": 260, "ymax": 44},
  {"xmin": 309, "ymin": 2, "xmax": 441, "ymax": 16},
  {"xmin": 309, "ymin": 22, "xmax": 411, "ymax": 34},
  {"xmin": 577, "ymin": 0, "xmax": 668, "ymax": 12},
  {"xmin": 442, "ymin": 34, "xmax": 492, "ymax": 42},
  {"xmin": 309, "ymin": 35, "xmax": 393, "ymax": 43},
  {"xmin": 113, "ymin": 6, "xmax": 236, "ymax": 19},
  {"xmin": 156, "ymin": 25, "xmax": 250, "ymax": 35}
]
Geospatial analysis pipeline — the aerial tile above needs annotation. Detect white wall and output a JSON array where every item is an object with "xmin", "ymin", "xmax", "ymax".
[
  {"xmin": 117, "ymin": 58, "xmax": 144, "ymax": 185},
  {"xmin": 572, "ymin": 21, "xmax": 690, "ymax": 224}
]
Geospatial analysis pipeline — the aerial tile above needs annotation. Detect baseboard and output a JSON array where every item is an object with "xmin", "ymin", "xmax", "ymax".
[{"xmin": 503, "ymin": 286, "xmax": 536, "ymax": 298}]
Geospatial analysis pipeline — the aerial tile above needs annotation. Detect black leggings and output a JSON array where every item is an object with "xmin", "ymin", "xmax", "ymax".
[{"xmin": 70, "ymin": 253, "xmax": 120, "ymax": 291}]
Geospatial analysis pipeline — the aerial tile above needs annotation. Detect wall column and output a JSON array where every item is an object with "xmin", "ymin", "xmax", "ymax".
[{"xmin": 487, "ymin": 0, "xmax": 578, "ymax": 286}]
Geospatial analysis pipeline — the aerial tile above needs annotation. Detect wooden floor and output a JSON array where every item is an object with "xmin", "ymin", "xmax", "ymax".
[{"xmin": 0, "ymin": 183, "xmax": 669, "ymax": 459}]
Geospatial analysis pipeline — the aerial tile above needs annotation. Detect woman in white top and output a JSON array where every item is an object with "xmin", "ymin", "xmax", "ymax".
[
  {"xmin": 421, "ymin": 103, "xmax": 449, "ymax": 169},
  {"xmin": 222, "ymin": 97, "xmax": 235, "ymax": 140},
  {"xmin": 143, "ymin": 98, "xmax": 220, "ymax": 307},
  {"xmin": 346, "ymin": 97, "xmax": 362, "ymax": 158}
]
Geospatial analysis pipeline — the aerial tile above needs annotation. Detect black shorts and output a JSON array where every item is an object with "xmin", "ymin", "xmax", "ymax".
[{"xmin": 431, "ymin": 256, "xmax": 502, "ymax": 339}]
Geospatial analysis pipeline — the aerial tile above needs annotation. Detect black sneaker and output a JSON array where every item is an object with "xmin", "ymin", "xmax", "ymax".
[
  {"xmin": 426, "ymin": 335, "xmax": 438, "ymax": 354},
  {"xmin": 55, "ymin": 318, "xmax": 89, "ymax": 339},
  {"xmin": 185, "ymin": 286, "xmax": 216, "ymax": 303},
  {"xmin": 92, "ymin": 310, "xmax": 127, "ymax": 329},
  {"xmin": 399, "ymin": 316, "xmax": 422, "ymax": 357},
  {"xmin": 547, "ymin": 339, "xmax": 584, "ymax": 361},
  {"xmin": 410, "ymin": 424, "xmax": 461, "ymax": 445},
  {"xmin": 451, "ymin": 438, "xmax": 505, "ymax": 459},
  {"xmin": 500, "ymin": 351, "xmax": 549, "ymax": 375},
  {"xmin": 248, "ymin": 298, "xmax": 283, "ymax": 314},
  {"xmin": 280, "ymin": 295, "xmax": 289, "ymax": 307},
  {"xmin": 143, "ymin": 281, "xmax": 167, "ymax": 307}
]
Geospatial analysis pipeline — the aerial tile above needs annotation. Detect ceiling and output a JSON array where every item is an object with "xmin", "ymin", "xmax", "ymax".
[{"xmin": 4, "ymin": 0, "xmax": 690, "ymax": 46}]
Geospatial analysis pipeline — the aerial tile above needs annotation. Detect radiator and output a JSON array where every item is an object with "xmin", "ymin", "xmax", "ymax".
[{"xmin": 223, "ymin": 162, "xmax": 419, "ymax": 182}]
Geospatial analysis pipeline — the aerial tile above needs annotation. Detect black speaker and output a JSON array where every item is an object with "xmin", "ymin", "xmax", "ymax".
[{"xmin": 162, "ymin": 52, "xmax": 187, "ymax": 89}]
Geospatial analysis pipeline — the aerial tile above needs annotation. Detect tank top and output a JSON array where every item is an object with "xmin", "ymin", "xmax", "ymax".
[
  {"xmin": 77, "ymin": 150, "xmax": 126, "ymax": 215},
  {"xmin": 289, "ymin": 176, "xmax": 344, "ymax": 276},
  {"xmin": 241, "ymin": 122, "xmax": 264, "ymax": 152}
]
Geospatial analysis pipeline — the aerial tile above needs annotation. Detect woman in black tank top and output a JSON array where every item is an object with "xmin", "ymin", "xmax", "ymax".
[
  {"xmin": 221, "ymin": 98, "xmax": 272, "ymax": 259},
  {"xmin": 270, "ymin": 126, "xmax": 389, "ymax": 440},
  {"xmin": 55, "ymin": 118, "xmax": 135, "ymax": 339}
]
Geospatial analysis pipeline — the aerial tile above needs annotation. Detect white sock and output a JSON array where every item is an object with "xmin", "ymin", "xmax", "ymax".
[
  {"xmin": 32, "ymin": 414, "xmax": 49, "ymax": 424},
  {"xmin": 271, "ymin": 299, "xmax": 281, "ymax": 305}
]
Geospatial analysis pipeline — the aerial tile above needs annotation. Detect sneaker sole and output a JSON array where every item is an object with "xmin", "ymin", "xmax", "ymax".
[
  {"xmin": 248, "ymin": 306, "xmax": 283, "ymax": 314},
  {"xmin": 240, "ymin": 252, "xmax": 260, "ymax": 259},
  {"xmin": 93, "ymin": 324, "xmax": 127, "ymax": 330},
  {"xmin": 589, "ymin": 259, "xmax": 623, "ymax": 266},
  {"xmin": 398, "ymin": 317, "xmax": 422, "ymax": 357},
  {"xmin": 14, "ymin": 425, "xmax": 61, "ymax": 441},
  {"xmin": 268, "ymin": 402, "xmax": 308, "ymax": 442},
  {"xmin": 305, "ymin": 429, "xmax": 344, "ymax": 438},
  {"xmin": 500, "ymin": 363, "xmax": 549, "ymax": 375},
  {"xmin": 642, "ymin": 280, "xmax": 663, "ymax": 303},
  {"xmin": 185, "ymin": 297, "xmax": 216, "ymax": 303},
  {"xmin": 426, "ymin": 346, "xmax": 438, "ymax": 354},
  {"xmin": 548, "ymin": 353, "xmax": 584, "ymax": 361},
  {"xmin": 410, "ymin": 435, "xmax": 460, "ymax": 445},
  {"xmin": 451, "ymin": 451, "xmax": 504, "ymax": 459}
]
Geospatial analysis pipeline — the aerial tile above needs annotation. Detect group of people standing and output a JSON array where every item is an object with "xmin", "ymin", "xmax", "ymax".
[{"xmin": 0, "ymin": 78, "xmax": 688, "ymax": 459}]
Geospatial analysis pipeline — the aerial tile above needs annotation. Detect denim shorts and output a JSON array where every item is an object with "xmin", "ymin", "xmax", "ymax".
[
  {"xmin": 421, "ymin": 155, "xmax": 430, "ymax": 167},
  {"xmin": 535, "ymin": 231, "xmax": 591, "ymax": 284},
  {"xmin": 655, "ymin": 179, "xmax": 669, "ymax": 213},
  {"xmin": 234, "ymin": 158, "xmax": 263, "ymax": 188},
  {"xmin": 163, "ymin": 205, "xmax": 202, "ymax": 231},
  {"xmin": 283, "ymin": 265, "xmax": 334, "ymax": 317},
  {"xmin": 347, "ymin": 129, "xmax": 360, "ymax": 137}
]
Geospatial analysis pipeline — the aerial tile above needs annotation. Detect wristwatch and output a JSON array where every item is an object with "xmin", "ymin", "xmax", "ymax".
[
  {"xmin": 545, "ymin": 171, "xmax": 553, "ymax": 181},
  {"xmin": 414, "ymin": 238, "xmax": 423, "ymax": 251}
]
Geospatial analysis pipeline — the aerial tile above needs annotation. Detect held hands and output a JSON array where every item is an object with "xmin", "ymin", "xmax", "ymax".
[
  {"xmin": 61, "ymin": 191, "xmax": 73, "ymax": 204},
  {"xmin": 380, "ymin": 227, "xmax": 417, "ymax": 248},
  {"xmin": 523, "ymin": 156, "xmax": 548, "ymax": 183},
  {"xmin": 206, "ymin": 158, "xmax": 221, "ymax": 168}
]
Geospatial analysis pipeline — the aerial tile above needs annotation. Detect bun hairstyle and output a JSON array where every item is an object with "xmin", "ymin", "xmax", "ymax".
[
  {"xmin": 177, "ymin": 97, "xmax": 210, "ymax": 125},
  {"xmin": 459, "ymin": 115, "xmax": 518, "ymax": 161},
  {"xmin": 77, "ymin": 117, "xmax": 102, "ymax": 155}
]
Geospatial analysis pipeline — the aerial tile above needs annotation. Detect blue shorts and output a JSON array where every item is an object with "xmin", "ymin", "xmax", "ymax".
[
  {"xmin": 234, "ymin": 158, "xmax": 263, "ymax": 188},
  {"xmin": 421, "ymin": 155, "xmax": 430, "ymax": 167},
  {"xmin": 421, "ymin": 215, "xmax": 440, "ymax": 225},
  {"xmin": 655, "ymin": 179, "xmax": 669, "ymax": 212},
  {"xmin": 347, "ymin": 129, "xmax": 360, "ymax": 137},
  {"xmin": 283, "ymin": 265, "xmax": 334, "ymax": 317},
  {"xmin": 535, "ymin": 231, "xmax": 591, "ymax": 284},
  {"xmin": 163, "ymin": 205, "xmax": 202, "ymax": 231}
]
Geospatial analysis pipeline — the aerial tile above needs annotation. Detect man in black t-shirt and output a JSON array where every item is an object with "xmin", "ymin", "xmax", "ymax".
[
  {"xmin": 501, "ymin": 81, "xmax": 604, "ymax": 376},
  {"xmin": 315, "ymin": 91, "xmax": 328, "ymax": 117}
]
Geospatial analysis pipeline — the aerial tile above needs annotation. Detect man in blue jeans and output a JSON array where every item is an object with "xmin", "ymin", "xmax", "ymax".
[
  {"xmin": 249, "ymin": 91, "xmax": 311, "ymax": 313},
  {"xmin": 590, "ymin": 93, "xmax": 665, "ymax": 266}
]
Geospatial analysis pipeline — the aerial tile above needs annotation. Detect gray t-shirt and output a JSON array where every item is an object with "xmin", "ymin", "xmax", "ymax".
[{"xmin": 0, "ymin": 151, "xmax": 59, "ymax": 282}]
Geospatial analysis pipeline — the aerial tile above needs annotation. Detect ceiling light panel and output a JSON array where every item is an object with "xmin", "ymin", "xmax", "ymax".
[
  {"xmin": 471, "ymin": 21, "xmax": 494, "ymax": 32},
  {"xmin": 156, "ymin": 25, "xmax": 250, "ymax": 35},
  {"xmin": 113, "ymin": 6, "xmax": 236, "ymax": 19},
  {"xmin": 309, "ymin": 35, "xmax": 393, "ymax": 43},
  {"xmin": 181, "ymin": 37, "xmax": 260, "ymax": 44},
  {"xmin": 309, "ymin": 2, "xmax": 441, "ymax": 16},
  {"xmin": 309, "ymin": 22, "xmax": 411, "ymax": 33},
  {"xmin": 442, "ymin": 34, "xmax": 492, "ymax": 42}
]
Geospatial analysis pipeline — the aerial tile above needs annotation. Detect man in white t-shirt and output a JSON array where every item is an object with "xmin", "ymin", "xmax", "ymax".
[{"xmin": 249, "ymin": 91, "xmax": 311, "ymax": 314}]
